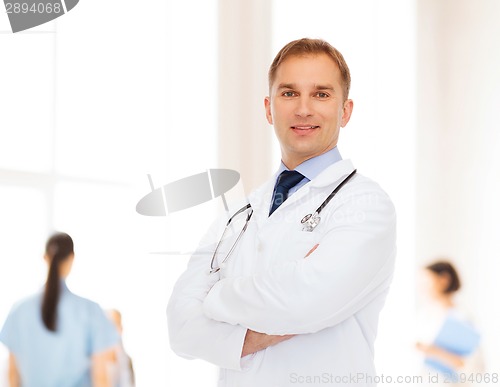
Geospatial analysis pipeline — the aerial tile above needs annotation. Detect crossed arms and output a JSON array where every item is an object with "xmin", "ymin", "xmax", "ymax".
[{"xmin": 167, "ymin": 187, "xmax": 396, "ymax": 370}]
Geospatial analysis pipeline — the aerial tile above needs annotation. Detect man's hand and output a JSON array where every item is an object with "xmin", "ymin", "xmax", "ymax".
[{"xmin": 241, "ymin": 329, "xmax": 294, "ymax": 357}]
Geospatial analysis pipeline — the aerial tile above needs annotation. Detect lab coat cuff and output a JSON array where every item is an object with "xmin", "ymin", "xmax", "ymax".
[
  {"xmin": 223, "ymin": 323, "xmax": 248, "ymax": 371},
  {"xmin": 203, "ymin": 281, "xmax": 248, "ymax": 370}
]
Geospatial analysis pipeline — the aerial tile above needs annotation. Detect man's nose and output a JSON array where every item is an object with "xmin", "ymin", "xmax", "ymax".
[{"xmin": 295, "ymin": 96, "xmax": 313, "ymax": 117}]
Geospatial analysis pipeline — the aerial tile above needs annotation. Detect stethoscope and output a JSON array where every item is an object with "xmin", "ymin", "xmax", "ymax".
[
  {"xmin": 300, "ymin": 169, "xmax": 357, "ymax": 231},
  {"xmin": 209, "ymin": 169, "xmax": 357, "ymax": 274}
]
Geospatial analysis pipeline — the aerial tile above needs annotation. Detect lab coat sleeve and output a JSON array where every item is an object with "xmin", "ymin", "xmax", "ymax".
[
  {"xmin": 166, "ymin": 217, "xmax": 248, "ymax": 370},
  {"xmin": 203, "ymin": 184, "xmax": 397, "ymax": 335}
]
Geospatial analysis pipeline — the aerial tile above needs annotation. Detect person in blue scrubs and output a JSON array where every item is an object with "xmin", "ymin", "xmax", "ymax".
[
  {"xmin": 0, "ymin": 232, "xmax": 119, "ymax": 387},
  {"xmin": 416, "ymin": 261, "xmax": 484, "ymax": 383}
]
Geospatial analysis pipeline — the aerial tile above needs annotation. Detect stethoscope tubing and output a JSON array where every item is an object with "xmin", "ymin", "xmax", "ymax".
[
  {"xmin": 314, "ymin": 169, "xmax": 357, "ymax": 216},
  {"xmin": 209, "ymin": 169, "xmax": 357, "ymax": 273}
]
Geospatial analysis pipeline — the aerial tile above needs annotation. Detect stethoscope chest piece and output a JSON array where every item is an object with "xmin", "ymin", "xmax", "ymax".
[
  {"xmin": 301, "ymin": 213, "xmax": 321, "ymax": 232},
  {"xmin": 299, "ymin": 169, "xmax": 357, "ymax": 232}
]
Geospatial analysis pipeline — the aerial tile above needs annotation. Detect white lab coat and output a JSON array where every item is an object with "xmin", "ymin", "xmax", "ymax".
[{"xmin": 167, "ymin": 159, "xmax": 396, "ymax": 387}]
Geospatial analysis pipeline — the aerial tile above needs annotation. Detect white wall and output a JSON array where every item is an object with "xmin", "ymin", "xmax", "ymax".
[
  {"xmin": 217, "ymin": 0, "xmax": 274, "ymax": 193},
  {"xmin": 417, "ymin": 0, "xmax": 500, "ymax": 371}
]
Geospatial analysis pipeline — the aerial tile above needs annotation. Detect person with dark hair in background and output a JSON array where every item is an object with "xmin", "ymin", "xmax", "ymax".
[
  {"xmin": 416, "ymin": 260, "xmax": 483, "ymax": 385},
  {"xmin": 0, "ymin": 232, "xmax": 119, "ymax": 387},
  {"xmin": 426, "ymin": 261, "xmax": 461, "ymax": 294}
]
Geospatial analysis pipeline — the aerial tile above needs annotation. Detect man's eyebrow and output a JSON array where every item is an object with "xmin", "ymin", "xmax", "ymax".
[
  {"xmin": 315, "ymin": 84, "xmax": 335, "ymax": 91},
  {"xmin": 276, "ymin": 83, "xmax": 336, "ymax": 91},
  {"xmin": 277, "ymin": 83, "xmax": 296, "ymax": 90}
]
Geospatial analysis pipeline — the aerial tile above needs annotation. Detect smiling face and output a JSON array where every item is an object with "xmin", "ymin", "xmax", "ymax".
[{"xmin": 265, "ymin": 54, "xmax": 353, "ymax": 169}]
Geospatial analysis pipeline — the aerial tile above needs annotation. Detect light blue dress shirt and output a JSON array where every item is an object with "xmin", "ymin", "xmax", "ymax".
[
  {"xmin": 275, "ymin": 146, "xmax": 342, "ymax": 196},
  {"xmin": 0, "ymin": 281, "xmax": 119, "ymax": 387}
]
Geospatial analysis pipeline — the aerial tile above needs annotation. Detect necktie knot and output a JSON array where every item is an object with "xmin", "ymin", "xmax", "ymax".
[
  {"xmin": 277, "ymin": 170, "xmax": 304, "ymax": 189},
  {"xmin": 269, "ymin": 170, "xmax": 304, "ymax": 216}
]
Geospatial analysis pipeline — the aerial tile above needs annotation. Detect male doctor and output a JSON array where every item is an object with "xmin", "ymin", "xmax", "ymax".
[{"xmin": 167, "ymin": 38, "xmax": 396, "ymax": 386}]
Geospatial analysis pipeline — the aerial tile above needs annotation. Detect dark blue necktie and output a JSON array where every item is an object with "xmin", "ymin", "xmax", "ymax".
[{"xmin": 269, "ymin": 170, "xmax": 304, "ymax": 216}]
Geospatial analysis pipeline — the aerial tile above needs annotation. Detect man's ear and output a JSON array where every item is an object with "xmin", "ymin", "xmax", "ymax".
[
  {"xmin": 340, "ymin": 99, "xmax": 353, "ymax": 127},
  {"xmin": 264, "ymin": 96, "xmax": 273, "ymax": 125}
]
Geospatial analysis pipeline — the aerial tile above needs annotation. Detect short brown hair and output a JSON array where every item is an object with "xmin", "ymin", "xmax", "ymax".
[{"xmin": 268, "ymin": 38, "xmax": 351, "ymax": 101}]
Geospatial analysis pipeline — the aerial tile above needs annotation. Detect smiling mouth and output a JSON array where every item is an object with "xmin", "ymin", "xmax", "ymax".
[{"xmin": 291, "ymin": 125, "xmax": 319, "ymax": 130}]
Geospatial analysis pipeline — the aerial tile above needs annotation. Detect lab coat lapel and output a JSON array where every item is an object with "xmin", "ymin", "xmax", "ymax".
[
  {"xmin": 247, "ymin": 176, "xmax": 276, "ymax": 228},
  {"xmin": 271, "ymin": 159, "xmax": 356, "ymax": 213},
  {"xmin": 247, "ymin": 159, "xmax": 356, "ymax": 227}
]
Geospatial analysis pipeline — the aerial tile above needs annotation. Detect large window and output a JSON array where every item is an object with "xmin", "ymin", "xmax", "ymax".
[{"xmin": 0, "ymin": 1, "xmax": 218, "ymax": 385}]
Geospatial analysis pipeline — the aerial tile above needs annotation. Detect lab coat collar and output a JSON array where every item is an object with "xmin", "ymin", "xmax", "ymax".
[
  {"xmin": 247, "ymin": 159, "xmax": 356, "ymax": 225},
  {"xmin": 306, "ymin": 159, "xmax": 356, "ymax": 188}
]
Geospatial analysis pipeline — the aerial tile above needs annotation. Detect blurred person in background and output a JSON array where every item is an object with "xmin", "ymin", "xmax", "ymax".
[
  {"xmin": 0, "ymin": 232, "xmax": 119, "ymax": 387},
  {"xmin": 416, "ymin": 260, "xmax": 484, "ymax": 385},
  {"xmin": 106, "ymin": 309, "xmax": 135, "ymax": 387}
]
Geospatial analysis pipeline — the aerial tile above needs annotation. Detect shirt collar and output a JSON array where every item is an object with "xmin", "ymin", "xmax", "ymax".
[
  {"xmin": 277, "ymin": 146, "xmax": 342, "ymax": 181},
  {"xmin": 60, "ymin": 279, "xmax": 70, "ymax": 293}
]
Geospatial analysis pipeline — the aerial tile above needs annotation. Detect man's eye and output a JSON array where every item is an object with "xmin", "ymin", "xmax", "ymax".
[
  {"xmin": 316, "ymin": 92, "xmax": 329, "ymax": 98},
  {"xmin": 282, "ymin": 91, "xmax": 296, "ymax": 97}
]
